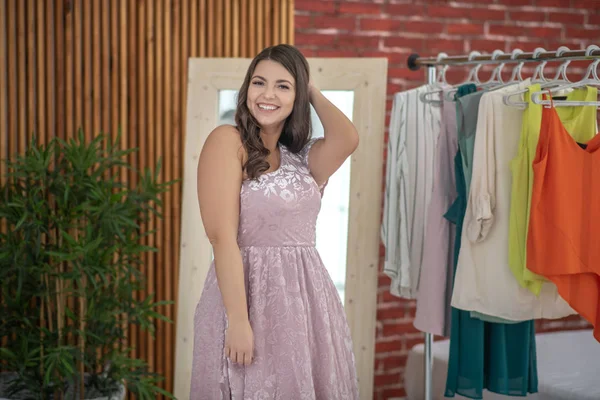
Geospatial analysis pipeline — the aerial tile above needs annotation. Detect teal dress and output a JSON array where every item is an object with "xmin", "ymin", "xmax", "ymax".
[{"xmin": 443, "ymin": 84, "xmax": 538, "ymax": 399}]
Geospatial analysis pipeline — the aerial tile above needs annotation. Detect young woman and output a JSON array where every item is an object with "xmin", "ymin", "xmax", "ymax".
[{"xmin": 190, "ymin": 44, "xmax": 359, "ymax": 399}]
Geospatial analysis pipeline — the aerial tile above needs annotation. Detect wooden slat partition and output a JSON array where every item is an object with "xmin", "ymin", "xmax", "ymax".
[{"xmin": 0, "ymin": 0, "xmax": 294, "ymax": 398}]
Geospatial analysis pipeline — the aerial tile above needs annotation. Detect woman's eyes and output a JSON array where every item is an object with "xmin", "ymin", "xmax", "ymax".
[{"xmin": 251, "ymin": 81, "xmax": 289, "ymax": 90}]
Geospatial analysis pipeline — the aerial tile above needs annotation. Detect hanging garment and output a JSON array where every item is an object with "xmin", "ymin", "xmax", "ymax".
[
  {"xmin": 456, "ymin": 90, "xmax": 485, "ymax": 198},
  {"xmin": 527, "ymin": 100, "xmax": 600, "ymax": 343},
  {"xmin": 452, "ymin": 86, "xmax": 512, "ymax": 324},
  {"xmin": 508, "ymin": 85, "xmax": 598, "ymax": 295},
  {"xmin": 444, "ymin": 84, "xmax": 538, "ymax": 399},
  {"xmin": 190, "ymin": 139, "xmax": 359, "ymax": 399},
  {"xmin": 450, "ymin": 81, "xmax": 576, "ymax": 322},
  {"xmin": 381, "ymin": 85, "xmax": 442, "ymax": 298},
  {"xmin": 414, "ymin": 88, "xmax": 458, "ymax": 337}
]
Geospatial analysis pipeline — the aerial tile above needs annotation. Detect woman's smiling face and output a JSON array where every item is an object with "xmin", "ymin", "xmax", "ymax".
[{"xmin": 246, "ymin": 59, "xmax": 296, "ymax": 131}]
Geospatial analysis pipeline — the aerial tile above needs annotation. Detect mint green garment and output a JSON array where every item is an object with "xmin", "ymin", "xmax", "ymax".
[
  {"xmin": 456, "ymin": 89, "xmax": 485, "ymax": 196},
  {"xmin": 444, "ymin": 84, "xmax": 538, "ymax": 399}
]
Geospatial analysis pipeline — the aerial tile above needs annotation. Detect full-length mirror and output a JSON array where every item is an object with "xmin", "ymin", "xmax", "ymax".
[{"xmin": 175, "ymin": 58, "xmax": 387, "ymax": 400}]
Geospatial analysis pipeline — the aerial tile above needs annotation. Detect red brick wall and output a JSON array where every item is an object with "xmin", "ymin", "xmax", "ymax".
[{"xmin": 294, "ymin": 1, "xmax": 599, "ymax": 399}]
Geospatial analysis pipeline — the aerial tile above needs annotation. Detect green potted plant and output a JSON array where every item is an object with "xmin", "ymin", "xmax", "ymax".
[{"xmin": 0, "ymin": 132, "xmax": 175, "ymax": 400}]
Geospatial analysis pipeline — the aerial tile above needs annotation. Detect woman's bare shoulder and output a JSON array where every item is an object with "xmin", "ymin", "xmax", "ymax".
[{"xmin": 203, "ymin": 124, "xmax": 246, "ymax": 162}]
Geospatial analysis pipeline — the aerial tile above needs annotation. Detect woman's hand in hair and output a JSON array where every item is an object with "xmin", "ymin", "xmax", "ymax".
[{"xmin": 304, "ymin": 84, "xmax": 359, "ymax": 187}]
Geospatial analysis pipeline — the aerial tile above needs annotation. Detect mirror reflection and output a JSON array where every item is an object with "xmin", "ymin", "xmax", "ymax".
[{"xmin": 217, "ymin": 89, "xmax": 354, "ymax": 303}]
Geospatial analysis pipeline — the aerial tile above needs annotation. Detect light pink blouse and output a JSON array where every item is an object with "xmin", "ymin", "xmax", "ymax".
[{"xmin": 413, "ymin": 89, "xmax": 458, "ymax": 337}]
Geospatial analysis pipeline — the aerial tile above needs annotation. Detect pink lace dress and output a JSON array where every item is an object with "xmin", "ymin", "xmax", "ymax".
[{"xmin": 190, "ymin": 139, "xmax": 359, "ymax": 400}]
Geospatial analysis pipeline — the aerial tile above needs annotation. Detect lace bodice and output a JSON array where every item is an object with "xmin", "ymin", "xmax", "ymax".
[{"xmin": 237, "ymin": 139, "xmax": 323, "ymax": 248}]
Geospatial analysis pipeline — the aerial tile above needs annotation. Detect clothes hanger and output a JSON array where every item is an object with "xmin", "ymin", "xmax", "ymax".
[
  {"xmin": 544, "ymin": 45, "xmax": 574, "ymax": 90},
  {"xmin": 444, "ymin": 51, "xmax": 484, "ymax": 101},
  {"xmin": 478, "ymin": 49, "xmax": 506, "ymax": 89},
  {"xmin": 419, "ymin": 53, "xmax": 450, "ymax": 105},
  {"xmin": 503, "ymin": 46, "xmax": 563, "ymax": 109},
  {"xmin": 531, "ymin": 45, "xmax": 600, "ymax": 107},
  {"xmin": 488, "ymin": 49, "xmax": 525, "ymax": 91},
  {"xmin": 508, "ymin": 49, "xmax": 526, "ymax": 82}
]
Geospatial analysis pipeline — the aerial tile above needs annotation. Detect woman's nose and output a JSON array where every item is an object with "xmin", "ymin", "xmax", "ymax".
[{"xmin": 263, "ymin": 85, "xmax": 275, "ymax": 99}]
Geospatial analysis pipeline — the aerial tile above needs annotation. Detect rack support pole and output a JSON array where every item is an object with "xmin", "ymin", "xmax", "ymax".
[{"xmin": 424, "ymin": 65, "xmax": 436, "ymax": 400}]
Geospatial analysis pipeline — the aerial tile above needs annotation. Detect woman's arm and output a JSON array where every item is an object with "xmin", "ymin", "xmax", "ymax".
[
  {"xmin": 306, "ymin": 83, "xmax": 360, "ymax": 186},
  {"xmin": 196, "ymin": 125, "xmax": 253, "ymax": 365}
]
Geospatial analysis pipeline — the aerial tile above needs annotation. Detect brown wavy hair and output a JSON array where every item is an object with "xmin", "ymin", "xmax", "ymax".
[{"xmin": 235, "ymin": 44, "xmax": 312, "ymax": 179}]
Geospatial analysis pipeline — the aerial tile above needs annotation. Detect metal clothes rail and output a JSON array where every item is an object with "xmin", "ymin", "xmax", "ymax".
[{"xmin": 407, "ymin": 47, "xmax": 600, "ymax": 69}]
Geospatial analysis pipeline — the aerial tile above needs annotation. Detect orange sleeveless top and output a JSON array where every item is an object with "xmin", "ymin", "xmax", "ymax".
[{"xmin": 527, "ymin": 99, "xmax": 600, "ymax": 342}]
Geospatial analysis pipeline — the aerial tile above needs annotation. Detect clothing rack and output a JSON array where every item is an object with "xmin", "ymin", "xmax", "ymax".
[
  {"xmin": 404, "ymin": 45, "xmax": 599, "ymax": 400},
  {"xmin": 407, "ymin": 47, "xmax": 600, "ymax": 69}
]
